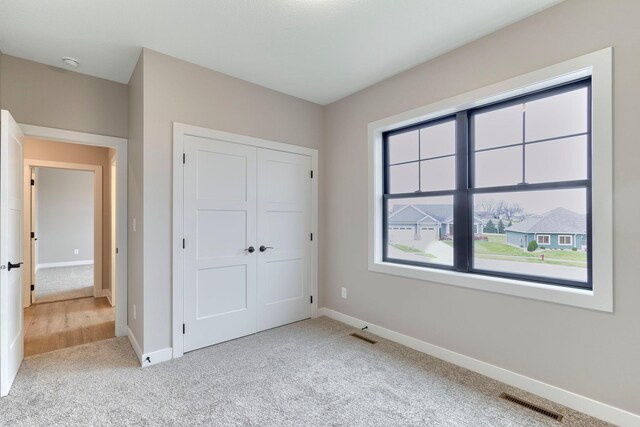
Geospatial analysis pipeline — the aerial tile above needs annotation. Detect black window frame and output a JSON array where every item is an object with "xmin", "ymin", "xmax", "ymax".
[{"xmin": 382, "ymin": 77, "xmax": 592, "ymax": 290}]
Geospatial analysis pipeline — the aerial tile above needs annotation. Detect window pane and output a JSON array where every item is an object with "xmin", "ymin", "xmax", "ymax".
[
  {"xmin": 525, "ymin": 87, "xmax": 588, "ymax": 142},
  {"xmin": 525, "ymin": 136, "xmax": 588, "ymax": 184},
  {"xmin": 420, "ymin": 157, "xmax": 455, "ymax": 192},
  {"xmin": 420, "ymin": 120, "xmax": 455, "ymax": 159},
  {"xmin": 473, "ymin": 104, "xmax": 522, "ymax": 150},
  {"xmin": 388, "ymin": 131, "xmax": 418, "ymax": 164},
  {"xmin": 389, "ymin": 163, "xmax": 418, "ymax": 194},
  {"xmin": 473, "ymin": 189, "xmax": 588, "ymax": 284},
  {"xmin": 474, "ymin": 146, "xmax": 522, "ymax": 187},
  {"xmin": 387, "ymin": 196, "xmax": 454, "ymax": 267}
]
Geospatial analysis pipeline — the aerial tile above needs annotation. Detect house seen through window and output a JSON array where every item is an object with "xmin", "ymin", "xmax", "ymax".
[{"xmin": 383, "ymin": 78, "xmax": 591, "ymax": 289}]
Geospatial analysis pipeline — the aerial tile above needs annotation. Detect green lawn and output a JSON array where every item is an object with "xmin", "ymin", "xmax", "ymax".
[
  {"xmin": 394, "ymin": 235, "xmax": 586, "ymax": 267},
  {"xmin": 474, "ymin": 240, "xmax": 533, "ymax": 257},
  {"xmin": 390, "ymin": 244, "xmax": 436, "ymax": 258},
  {"xmin": 538, "ymin": 250, "xmax": 586, "ymax": 262},
  {"xmin": 447, "ymin": 233, "xmax": 587, "ymax": 267}
]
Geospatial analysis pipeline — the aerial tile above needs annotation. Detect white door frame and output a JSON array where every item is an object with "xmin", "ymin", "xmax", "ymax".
[
  {"xmin": 25, "ymin": 160, "xmax": 103, "ymax": 301},
  {"xmin": 18, "ymin": 124, "xmax": 128, "ymax": 337},
  {"xmin": 172, "ymin": 122, "xmax": 319, "ymax": 358}
]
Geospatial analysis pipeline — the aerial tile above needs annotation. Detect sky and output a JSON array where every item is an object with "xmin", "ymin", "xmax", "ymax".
[{"xmin": 387, "ymin": 86, "xmax": 588, "ymax": 216}]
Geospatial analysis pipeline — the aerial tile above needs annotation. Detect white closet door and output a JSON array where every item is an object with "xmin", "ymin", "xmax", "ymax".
[
  {"xmin": 183, "ymin": 136, "xmax": 257, "ymax": 352},
  {"xmin": 256, "ymin": 149, "xmax": 311, "ymax": 331}
]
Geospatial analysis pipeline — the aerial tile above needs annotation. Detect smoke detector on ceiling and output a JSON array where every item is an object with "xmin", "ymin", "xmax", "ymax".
[{"xmin": 62, "ymin": 57, "xmax": 79, "ymax": 69}]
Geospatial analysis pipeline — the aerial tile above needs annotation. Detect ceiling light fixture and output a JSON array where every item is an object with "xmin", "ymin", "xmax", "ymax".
[{"xmin": 62, "ymin": 57, "xmax": 79, "ymax": 69}]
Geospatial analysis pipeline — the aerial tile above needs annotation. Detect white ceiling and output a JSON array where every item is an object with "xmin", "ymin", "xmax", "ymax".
[{"xmin": 0, "ymin": 0, "xmax": 562, "ymax": 105}]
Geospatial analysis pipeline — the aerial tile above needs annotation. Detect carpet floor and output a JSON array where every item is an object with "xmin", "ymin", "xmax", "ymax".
[
  {"xmin": 35, "ymin": 265, "xmax": 94, "ymax": 303},
  {"xmin": 0, "ymin": 317, "xmax": 610, "ymax": 426}
]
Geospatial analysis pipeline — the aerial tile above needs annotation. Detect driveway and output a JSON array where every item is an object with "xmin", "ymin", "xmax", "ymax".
[{"xmin": 388, "ymin": 241, "xmax": 453, "ymax": 266}]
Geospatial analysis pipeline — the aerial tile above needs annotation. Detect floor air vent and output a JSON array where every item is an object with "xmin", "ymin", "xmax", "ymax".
[
  {"xmin": 349, "ymin": 332, "xmax": 378, "ymax": 344},
  {"xmin": 500, "ymin": 393, "xmax": 564, "ymax": 422}
]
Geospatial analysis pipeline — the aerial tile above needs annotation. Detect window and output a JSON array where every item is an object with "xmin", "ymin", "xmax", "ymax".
[
  {"xmin": 383, "ymin": 79, "xmax": 591, "ymax": 289},
  {"xmin": 536, "ymin": 235, "xmax": 551, "ymax": 245},
  {"xmin": 558, "ymin": 235, "xmax": 573, "ymax": 246},
  {"xmin": 370, "ymin": 48, "xmax": 612, "ymax": 311}
]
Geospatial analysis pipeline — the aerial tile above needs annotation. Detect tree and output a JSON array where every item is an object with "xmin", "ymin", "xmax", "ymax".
[
  {"xmin": 497, "ymin": 219, "xmax": 505, "ymax": 234},
  {"xmin": 508, "ymin": 220, "xmax": 513, "ymax": 227},
  {"xmin": 476, "ymin": 199, "xmax": 498, "ymax": 217},
  {"xmin": 484, "ymin": 220, "xmax": 497, "ymax": 234},
  {"xmin": 500, "ymin": 202, "xmax": 524, "ymax": 220}
]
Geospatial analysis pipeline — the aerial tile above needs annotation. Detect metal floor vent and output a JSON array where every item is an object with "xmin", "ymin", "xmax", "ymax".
[
  {"xmin": 349, "ymin": 332, "xmax": 378, "ymax": 344},
  {"xmin": 500, "ymin": 393, "xmax": 564, "ymax": 422}
]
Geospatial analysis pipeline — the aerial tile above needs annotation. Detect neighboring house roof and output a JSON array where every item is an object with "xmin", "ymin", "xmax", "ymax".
[
  {"xmin": 505, "ymin": 207, "xmax": 586, "ymax": 234},
  {"xmin": 387, "ymin": 205, "xmax": 433, "ymax": 223},
  {"xmin": 389, "ymin": 204, "xmax": 481, "ymax": 225}
]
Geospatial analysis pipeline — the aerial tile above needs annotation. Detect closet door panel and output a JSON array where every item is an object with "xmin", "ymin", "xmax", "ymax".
[
  {"xmin": 257, "ymin": 149, "xmax": 312, "ymax": 331},
  {"xmin": 183, "ymin": 136, "xmax": 257, "ymax": 352}
]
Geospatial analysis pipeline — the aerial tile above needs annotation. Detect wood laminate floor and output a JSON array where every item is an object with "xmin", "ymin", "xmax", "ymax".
[{"xmin": 24, "ymin": 297, "xmax": 115, "ymax": 357}]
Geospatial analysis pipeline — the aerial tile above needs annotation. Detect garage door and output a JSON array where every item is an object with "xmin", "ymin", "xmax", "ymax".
[
  {"xmin": 388, "ymin": 227, "xmax": 415, "ymax": 242},
  {"xmin": 419, "ymin": 226, "xmax": 438, "ymax": 242}
]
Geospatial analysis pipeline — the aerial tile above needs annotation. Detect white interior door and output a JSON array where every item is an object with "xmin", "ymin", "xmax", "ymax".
[
  {"xmin": 0, "ymin": 110, "xmax": 24, "ymax": 396},
  {"xmin": 183, "ymin": 136, "xmax": 257, "ymax": 352},
  {"xmin": 257, "ymin": 149, "xmax": 311, "ymax": 331}
]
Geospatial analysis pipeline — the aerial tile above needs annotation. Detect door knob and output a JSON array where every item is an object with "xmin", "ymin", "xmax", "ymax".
[
  {"xmin": 259, "ymin": 246, "xmax": 274, "ymax": 252},
  {"xmin": 7, "ymin": 261, "xmax": 23, "ymax": 271},
  {"xmin": 244, "ymin": 246, "xmax": 255, "ymax": 254}
]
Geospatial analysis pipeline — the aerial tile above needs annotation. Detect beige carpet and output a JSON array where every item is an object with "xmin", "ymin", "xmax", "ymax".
[
  {"xmin": 0, "ymin": 317, "xmax": 610, "ymax": 426},
  {"xmin": 35, "ymin": 265, "xmax": 94, "ymax": 303}
]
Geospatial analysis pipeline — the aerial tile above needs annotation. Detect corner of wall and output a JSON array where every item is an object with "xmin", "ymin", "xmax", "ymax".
[{"xmin": 127, "ymin": 50, "xmax": 145, "ymax": 352}]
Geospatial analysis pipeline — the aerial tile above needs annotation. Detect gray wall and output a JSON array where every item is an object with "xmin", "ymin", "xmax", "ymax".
[
  {"xmin": 36, "ymin": 168, "xmax": 93, "ymax": 265},
  {"xmin": 0, "ymin": 54, "xmax": 128, "ymax": 138},
  {"xmin": 140, "ymin": 48, "xmax": 324, "ymax": 353},
  {"xmin": 322, "ymin": 0, "xmax": 640, "ymax": 415},
  {"xmin": 127, "ymin": 53, "xmax": 145, "ymax": 347}
]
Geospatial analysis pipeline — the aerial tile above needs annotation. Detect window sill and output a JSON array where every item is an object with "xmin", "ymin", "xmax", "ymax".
[{"xmin": 369, "ymin": 261, "xmax": 611, "ymax": 312}]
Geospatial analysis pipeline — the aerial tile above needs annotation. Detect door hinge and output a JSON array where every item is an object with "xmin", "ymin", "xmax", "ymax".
[
  {"xmin": 310, "ymin": 233, "xmax": 313, "ymax": 241},
  {"xmin": 31, "ymin": 284, "xmax": 34, "ymax": 291},
  {"xmin": 310, "ymin": 170, "xmax": 314, "ymax": 179},
  {"xmin": 183, "ymin": 238, "xmax": 185, "ymax": 249},
  {"xmin": 183, "ymin": 324, "xmax": 185, "ymax": 334},
  {"xmin": 310, "ymin": 295, "xmax": 313, "ymax": 304},
  {"xmin": 116, "ymin": 247, "xmax": 119, "ymax": 254},
  {"xmin": 31, "ymin": 179, "xmax": 35, "ymax": 186},
  {"xmin": 30, "ymin": 231, "xmax": 35, "ymax": 239},
  {"xmin": 183, "ymin": 153, "xmax": 186, "ymax": 164}
]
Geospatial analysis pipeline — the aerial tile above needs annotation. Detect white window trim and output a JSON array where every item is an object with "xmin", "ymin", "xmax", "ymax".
[
  {"xmin": 368, "ymin": 47, "xmax": 613, "ymax": 312},
  {"xmin": 558, "ymin": 235, "xmax": 574, "ymax": 246},
  {"xmin": 536, "ymin": 234, "xmax": 551, "ymax": 245}
]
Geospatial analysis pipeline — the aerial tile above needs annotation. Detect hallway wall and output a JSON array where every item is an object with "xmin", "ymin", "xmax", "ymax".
[{"xmin": 23, "ymin": 138, "xmax": 116, "ymax": 304}]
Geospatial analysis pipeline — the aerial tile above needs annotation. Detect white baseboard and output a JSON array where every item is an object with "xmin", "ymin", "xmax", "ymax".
[
  {"xmin": 318, "ymin": 307, "xmax": 640, "ymax": 427},
  {"xmin": 101, "ymin": 288, "xmax": 114, "ymax": 306},
  {"xmin": 127, "ymin": 327, "xmax": 172, "ymax": 368},
  {"xmin": 127, "ymin": 327, "xmax": 142, "ymax": 363},
  {"xmin": 37, "ymin": 260, "xmax": 94, "ymax": 271},
  {"xmin": 141, "ymin": 347, "xmax": 173, "ymax": 368}
]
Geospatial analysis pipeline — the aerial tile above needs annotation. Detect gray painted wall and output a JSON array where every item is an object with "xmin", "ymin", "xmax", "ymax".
[
  {"xmin": 36, "ymin": 167, "xmax": 93, "ymax": 265},
  {"xmin": 322, "ymin": 0, "xmax": 640, "ymax": 415},
  {"xmin": 0, "ymin": 54, "xmax": 128, "ymax": 138},
  {"xmin": 140, "ymin": 48, "xmax": 324, "ymax": 353},
  {"xmin": 127, "ymin": 53, "xmax": 145, "ymax": 347}
]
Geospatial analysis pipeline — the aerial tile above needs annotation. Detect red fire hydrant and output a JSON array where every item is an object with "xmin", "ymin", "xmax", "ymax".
[{"xmin": 541, "ymin": 254, "xmax": 545, "ymax": 261}]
